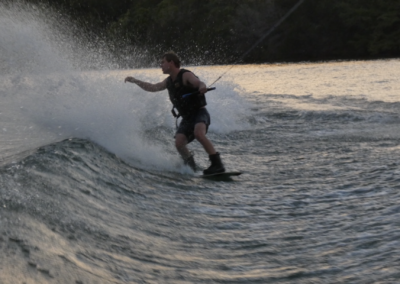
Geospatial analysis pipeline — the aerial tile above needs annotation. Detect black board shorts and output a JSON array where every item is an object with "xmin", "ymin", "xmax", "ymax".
[{"xmin": 176, "ymin": 108, "xmax": 211, "ymax": 143}]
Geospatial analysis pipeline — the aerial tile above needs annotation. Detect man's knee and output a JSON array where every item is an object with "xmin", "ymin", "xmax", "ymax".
[
  {"xmin": 175, "ymin": 134, "xmax": 187, "ymax": 149},
  {"xmin": 194, "ymin": 131, "xmax": 205, "ymax": 141},
  {"xmin": 194, "ymin": 123, "xmax": 207, "ymax": 141}
]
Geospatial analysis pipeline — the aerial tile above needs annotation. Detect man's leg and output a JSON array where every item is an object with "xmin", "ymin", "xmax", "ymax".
[
  {"xmin": 194, "ymin": 122, "xmax": 225, "ymax": 174},
  {"xmin": 175, "ymin": 133, "xmax": 197, "ymax": 171},
  {"xmin": 194, "ymin": 122, "xmax": 216, "ymax": 155},
  {"xmin": 175, "ymin": 133, "xmax": 191, "ymax": 159}
]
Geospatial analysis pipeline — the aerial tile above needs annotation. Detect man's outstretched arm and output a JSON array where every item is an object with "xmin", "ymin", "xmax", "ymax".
[{"xmin": 125, "ymin": 76, "xmax": 167, "ymax": 92}]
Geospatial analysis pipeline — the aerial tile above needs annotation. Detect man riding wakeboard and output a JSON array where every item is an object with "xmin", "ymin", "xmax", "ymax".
[{"xmin": 124, "ymin": 51, "xmax": 225, "ymax": 175}]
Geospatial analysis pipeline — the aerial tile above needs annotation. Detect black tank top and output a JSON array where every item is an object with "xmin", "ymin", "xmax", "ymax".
[{"xmin": 166, "ymin": 69, "xmax": 207, "ymax": 118}]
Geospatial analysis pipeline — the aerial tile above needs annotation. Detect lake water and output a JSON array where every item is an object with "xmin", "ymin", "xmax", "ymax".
[{"xmin": 1, "ymin": 2, "xmax": 400, "ymax": 284}]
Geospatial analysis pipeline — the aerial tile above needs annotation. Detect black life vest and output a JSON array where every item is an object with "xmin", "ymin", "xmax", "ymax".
[{"xmin": 166, "ymin": 69, "xmax": 207, "ymax": 118}]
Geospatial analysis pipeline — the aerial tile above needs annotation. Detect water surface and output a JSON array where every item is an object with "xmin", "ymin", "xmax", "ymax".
[{"xmin": 1, "ymin": 3, "xmax": 400, "ymax": 284}]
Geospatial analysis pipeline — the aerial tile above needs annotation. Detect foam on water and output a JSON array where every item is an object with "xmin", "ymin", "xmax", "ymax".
[{"xmin": 19, "ymin": 69, "xmax": 252, "ymax": 171}]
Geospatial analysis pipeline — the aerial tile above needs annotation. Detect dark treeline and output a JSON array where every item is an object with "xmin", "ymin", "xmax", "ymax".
[{"xmin": 20, "ymin": 0, "xmax": 400, "ymax": 66}]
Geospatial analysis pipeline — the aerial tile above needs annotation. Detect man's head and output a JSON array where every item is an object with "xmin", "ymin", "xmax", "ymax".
[{"xmin": 162, "ymin": 51, "xmax": 181, "ymax": 68}]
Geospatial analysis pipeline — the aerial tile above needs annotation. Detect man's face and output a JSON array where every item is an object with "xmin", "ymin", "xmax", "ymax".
[{"xmin": 160, "ymin": 57, "xmax": 172, "ymax": 74}]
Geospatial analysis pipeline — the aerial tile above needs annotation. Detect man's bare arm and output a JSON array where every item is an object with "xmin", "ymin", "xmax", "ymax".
[
  {"xmin": 125, "ymin": 76, "xmax": 167, "ymax": 92},
  {"xmin": 182, "ymin": 72, "xmax": 208, "ymax": 94}
]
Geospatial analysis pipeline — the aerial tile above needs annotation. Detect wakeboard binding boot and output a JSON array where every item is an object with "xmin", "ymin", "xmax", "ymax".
[{"xmin": 203, "ymin": 152, "xmax": 225, "ymax": 175}]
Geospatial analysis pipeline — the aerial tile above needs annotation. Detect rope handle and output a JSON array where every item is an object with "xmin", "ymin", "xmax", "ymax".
[{"xmin": 182, "ymin": 87, "xmax": 216, "ymax": 99}]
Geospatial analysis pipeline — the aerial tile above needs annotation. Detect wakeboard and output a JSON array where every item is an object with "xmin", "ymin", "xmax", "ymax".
[{"xmin": 198, "ymin": 171, "xmax": 242, "ymax": 179}]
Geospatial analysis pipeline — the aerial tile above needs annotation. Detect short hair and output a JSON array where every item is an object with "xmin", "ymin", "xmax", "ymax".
[{"xmin": 162, "ymin": 51, "xmax": 181, "ymax": 68}]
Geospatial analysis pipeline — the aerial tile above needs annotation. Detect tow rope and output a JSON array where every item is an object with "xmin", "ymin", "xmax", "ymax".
[{"xmin": 209, "ymin": 0, "xmax": 305, "ymax": 87}]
